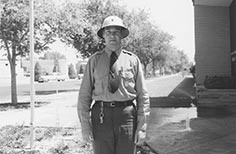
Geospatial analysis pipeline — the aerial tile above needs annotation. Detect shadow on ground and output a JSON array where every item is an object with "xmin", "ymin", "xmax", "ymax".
[
  {"xmin": 150, "ymin": 77, "xmax": 196, "ymax": 108},
  {"xmin": 147, "ymin": 113, "xmax": 236, "ymax": 154},
  {"xmin": 21, "ymin": 89, "xmax": 79, "ymax": 96}
]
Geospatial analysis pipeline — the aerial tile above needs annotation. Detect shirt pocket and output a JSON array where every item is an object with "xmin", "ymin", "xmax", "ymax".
[{"xmin": 121, "ymin": 69, "xmax": 136, "ymax": 92}]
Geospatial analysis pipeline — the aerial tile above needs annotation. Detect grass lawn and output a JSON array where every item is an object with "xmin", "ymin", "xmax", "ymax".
[{"xmin": 0, "ymin": 125, "xmax": 93, "ymax": 154}]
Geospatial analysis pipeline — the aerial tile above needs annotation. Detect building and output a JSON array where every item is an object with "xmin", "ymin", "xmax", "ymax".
[
  {"xmin": 0, "ymin": 58, "xmax": 24, "ymax": 78},
  {"xmin": 192, "ymin": 0, "xmax": 236, "ymax": 116},
  {"xmin": 22, "ymin": 59, "xmax": 68, "ymax": 76}
]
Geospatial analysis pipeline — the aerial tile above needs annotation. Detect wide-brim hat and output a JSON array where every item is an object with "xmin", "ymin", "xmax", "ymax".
[{"xmin": 97, "ymin": 16, "xmax": 129, "ymax": 39}]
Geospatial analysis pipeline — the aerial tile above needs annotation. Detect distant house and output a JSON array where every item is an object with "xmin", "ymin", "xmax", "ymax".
[{"xmin": 22, "ymin": 59, "xmax": 68, "ymax": 76}]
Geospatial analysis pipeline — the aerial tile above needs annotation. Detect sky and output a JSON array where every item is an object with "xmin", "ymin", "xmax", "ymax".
[{"xmin": 120, "ymin": 0, "xmax": 195, "ymax": 62}]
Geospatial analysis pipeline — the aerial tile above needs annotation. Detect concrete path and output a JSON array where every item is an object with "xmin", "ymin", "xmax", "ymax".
[
  {"xmin": 145, "ymin": 75, "xmax": 236, "ymax": 154},
  {"xmin": 0, "ymin": 92, "xmax": 80, "ymax": 128},
  {"xmin": 147, "ymin": 114, "xmax": 236, "ymax": 154}
]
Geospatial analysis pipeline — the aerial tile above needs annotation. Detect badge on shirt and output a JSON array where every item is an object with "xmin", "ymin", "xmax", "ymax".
[
  {"xmin": 124, "ymin": 80, "xmax": 129, "ymax": 87},
  {"xmin": 120, "ymin": 69, "xmax": 134, "ymax": 78},
  {"xmin": 121, "ymin": 69, "xmax": 134, "ymax": 87}
]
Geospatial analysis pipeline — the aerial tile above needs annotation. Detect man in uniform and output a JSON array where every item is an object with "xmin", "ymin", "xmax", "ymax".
[{"xmin": 77, "ymin": 15, "xmax": 150, "ymax": 154}]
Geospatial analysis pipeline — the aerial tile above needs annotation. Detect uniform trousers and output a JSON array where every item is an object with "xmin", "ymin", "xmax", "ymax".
[{"xmin": 91, "ymin": 102, "xmax": 137, "ymax": 154}]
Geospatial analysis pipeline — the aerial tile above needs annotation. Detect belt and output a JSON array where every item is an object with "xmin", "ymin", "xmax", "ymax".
[{"xmin": 95, "ymin": 100, "xmax": 133, "ymax": 108}]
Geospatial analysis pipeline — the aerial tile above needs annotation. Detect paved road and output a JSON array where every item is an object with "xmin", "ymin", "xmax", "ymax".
[
  {"xmin": 0, "ymin": 79, "xmax": 81, "ymax": 103},
  {"xmin": 1, "ymin": 74, "xmax": 195, "ymax": 104}
]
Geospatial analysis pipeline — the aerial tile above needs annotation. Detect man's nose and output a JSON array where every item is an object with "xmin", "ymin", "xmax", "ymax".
[{"xmin": 110, "ymin": 32, "xmax": 117, "ymax": 37}]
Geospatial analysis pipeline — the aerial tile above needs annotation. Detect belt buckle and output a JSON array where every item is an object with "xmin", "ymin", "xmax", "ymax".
[{"xmin": 110, "ymin": 102, "xmax": 115, "ymax": 107}]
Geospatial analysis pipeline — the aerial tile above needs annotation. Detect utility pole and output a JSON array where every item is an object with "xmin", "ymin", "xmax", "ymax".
[{"xmin": 29, "ymin": 0, "xmax": 35, "ymax": 149}]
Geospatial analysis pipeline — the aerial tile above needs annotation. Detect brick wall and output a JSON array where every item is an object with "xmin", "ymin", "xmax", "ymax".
[
  {"xmin": 194, "ymin": 5, "xmax": 231, "ymax": 85},
  {"xmin": 230, "ymin": 0, "xmax": 236, "ymax": 79}
]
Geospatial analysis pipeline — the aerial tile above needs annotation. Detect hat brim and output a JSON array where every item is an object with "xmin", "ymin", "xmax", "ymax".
[{"xmin": 97, "ymin": 26, "xmax": 129, "ymax": 39}]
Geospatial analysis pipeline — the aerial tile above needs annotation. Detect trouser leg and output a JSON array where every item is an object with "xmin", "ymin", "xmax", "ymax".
[
  {"xmin": 91, "ymin": 105, "xmax": 115, "ymax": 154},
  {"xmin": 91, "ymin": 104, "xmax": 137, "ymax": 154},
  {"xmin": 114, "ymin": 105, "xmax": 137, "ymax": 154}
]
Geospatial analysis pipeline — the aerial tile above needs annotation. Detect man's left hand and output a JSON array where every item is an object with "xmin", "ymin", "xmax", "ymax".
[{"xmin": 134, "ymin": 115, "xmax": 147, "ymax": 145}]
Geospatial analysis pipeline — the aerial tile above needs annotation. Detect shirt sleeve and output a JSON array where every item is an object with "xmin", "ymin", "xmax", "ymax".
[
  {"xmin": 77, "ymin": 58, "xmax": 94, "ymax": 130},
  {"xmin": 134, "ymin": 57, "xmax": 150, "ymax": 118}
]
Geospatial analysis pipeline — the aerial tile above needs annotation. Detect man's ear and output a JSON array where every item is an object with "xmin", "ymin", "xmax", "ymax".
[{"xmin": 101, "ymin": 29, "xmax": 106, "ymax": 39}]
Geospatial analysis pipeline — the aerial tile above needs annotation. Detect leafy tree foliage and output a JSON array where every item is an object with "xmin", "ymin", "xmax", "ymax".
[
  {"xmin": 57, "ymin": 0, "xmax": 127, "ymax": 58},
  {"xmin": 56, "ymin": 0, "xmax": 189, "ymax": 77},
  {"xmin": 123, "ymin": 10, "xmax": 174, "ymax": 76},
  {"xmin": 56, "ymin": 1, "xmax": 95, "ymax": 58},
  {"xmin": 78, "ymin": 64, "xmax": 86, "ymax": 74}
]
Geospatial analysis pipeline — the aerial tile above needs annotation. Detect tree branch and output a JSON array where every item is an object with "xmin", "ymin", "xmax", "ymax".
[
  {"xmin": 3, "ymin": 40, "xmax": 12, "ymax": 61},
  {"xmin": 19, "ymin": 29, "xmax": 29, "ymax": 42}
]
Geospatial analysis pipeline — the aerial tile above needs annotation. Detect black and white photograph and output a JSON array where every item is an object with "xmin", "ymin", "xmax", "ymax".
[{"xmin": 0, "ymin": 0, "xmax": 236, "ymax": 153}]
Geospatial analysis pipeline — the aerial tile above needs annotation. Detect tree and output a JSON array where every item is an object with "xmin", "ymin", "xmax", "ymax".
[
  {"xmin": 57, "ymin": 0, "xmax": 127, "ymax": 58},
  {"xmin": 161, "ymin": 47, "xmax": 190, "ymax": 74},
  {"xmin": 150, "ymin": 30, "xmax": 173, "ymax": 76},
  {"xmin": 123, "ymin": 10, "xmax": 159, "ymax": 76},
  {"xmin": 68, "ymin": 63, "xmax": 76, "ymax": 79},
  {"xmin": 78, "ymin": 64, "xmax": 86, "ymax": 74},
  {"xmin": 34, "ymin": 61, "xmax": 42, "ymax": 81},
  {"xmin": 57, "ymin": 0, "xmax": 189, "ymax": 77},
  {"xmin": 56, "ymin": 1, "xmax": 94, "ymax": 58},
  {"xmin": 0, "ymin": 0, "xmax": 59, "ymax": 104}
]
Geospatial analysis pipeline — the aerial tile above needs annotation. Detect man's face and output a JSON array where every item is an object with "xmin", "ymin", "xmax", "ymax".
[{"xmin": 103, "ymin": 26, "xmax": 122, "ymax": 51}]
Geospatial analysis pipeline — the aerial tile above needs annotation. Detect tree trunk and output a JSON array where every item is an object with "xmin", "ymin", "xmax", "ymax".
[
  {"xmin": 10, "ymin": 56, "xmax": 18, "ymax": 105},
  {"xmin": 159, "ymin": 66, "xmax": 164, "ymax": 75},
  {"xmin": 152, "ymin": 60, "xmax": 156, "ymax": 76},
  {"xmin": 143, "ymin": 64, "xmax": 148, "ymax": 78}
]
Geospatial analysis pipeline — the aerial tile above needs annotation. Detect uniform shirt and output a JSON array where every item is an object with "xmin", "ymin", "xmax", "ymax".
[{"xmin": 78, "ymin": 49, "xmax": 150, "ymax": 125}]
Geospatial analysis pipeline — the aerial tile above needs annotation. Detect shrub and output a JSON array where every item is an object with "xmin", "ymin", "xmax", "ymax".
[
  {"xmin": 204, "ymin": 75, "xmax": 235, "ymax": 89},
  {"xmin": 68, "ymin": 64, "xmax": 77, "ymax": 79},
  {"xmin": 34, "ymin": 62, "xmax": 42, "ymax": 81}
]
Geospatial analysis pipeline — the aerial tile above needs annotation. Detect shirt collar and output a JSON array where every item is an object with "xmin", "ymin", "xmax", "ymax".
[{"xmin": 105, "ymin": 48, "xmax": 122, "ymax": 57}]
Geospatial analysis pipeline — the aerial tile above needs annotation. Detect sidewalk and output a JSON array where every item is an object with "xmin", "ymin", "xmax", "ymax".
[
  {"xmin": 147, "ymin": 108, "xmax": 236, "ymax": 154},
  {"xmin": 0, "ymin": 92, "xmax": 80, "ymax": 128},
  {"xmin": 146, "ymin": 75, "xmax": 236, "ymax": 154}
]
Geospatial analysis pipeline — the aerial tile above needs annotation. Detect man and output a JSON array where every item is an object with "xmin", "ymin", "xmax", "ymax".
[{"xmin": 77, "ymin": 15, "xmax": 150, "ymax": 154}]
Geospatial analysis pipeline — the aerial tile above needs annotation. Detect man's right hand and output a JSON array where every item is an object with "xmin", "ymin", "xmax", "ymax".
[
  {"xmin": 81, "ymin": 120, "xmax": 94, "ymax": 143},
  {"xmin": 81, "ymin": 128, "xmax": 94, "ymax": 143}
]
